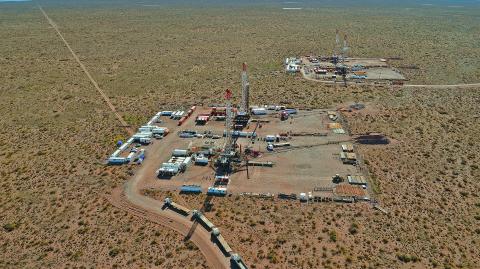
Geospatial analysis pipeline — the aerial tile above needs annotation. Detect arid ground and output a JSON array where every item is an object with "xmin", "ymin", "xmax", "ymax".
[{"xmin": 1, "ymin": 1, "xmax": 479, "ymax": 268}]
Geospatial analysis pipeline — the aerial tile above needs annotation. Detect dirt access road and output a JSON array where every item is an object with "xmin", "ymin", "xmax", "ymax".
[
  {"xmin": 300, "ymin": 68, "xmax": 480, "ymax": 89},
  {"xmin": 110, "ymin": 114, "xmax": 230, "ymax": 269},
  {"xmin": 39, "ymin": 6, "xmax": 230, "ymax": 267}
]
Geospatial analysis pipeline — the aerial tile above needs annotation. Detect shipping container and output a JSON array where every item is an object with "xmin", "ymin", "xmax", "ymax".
[
  {"xmin": 161, "ymin": 111, "xmax": 173, "ymax": 116},
  {"xmin": 178, "ymin": 116, "xmax": 187, "ymax": 126}
]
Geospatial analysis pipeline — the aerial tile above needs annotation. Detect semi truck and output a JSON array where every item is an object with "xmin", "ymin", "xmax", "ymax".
[
  {"xmin": 230, "ymin": 253, "xmax": 249, "ymax": 269},
  {"xmin": 163, "ymin": 198, "xmax": 191, "ymax": 216},
  {"xmin": 192, "ymin": 210, "xmax": 216, "ymax": 231},
  {"xmin": 211, "ymin": 228, "xmax": 232, "ymax": 256}
]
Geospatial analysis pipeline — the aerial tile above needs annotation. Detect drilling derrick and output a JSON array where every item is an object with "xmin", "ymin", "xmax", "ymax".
[
  {"xmin": 241, "ymin": 62, "xmax": 250, "ymax": 114},
  {"xmin": 234, "ymin": 63, "xmax": 251, "ymax": 130},
  {"xmin": 342, "ymin": 34, "xmax": 349, "ymax": 61}
]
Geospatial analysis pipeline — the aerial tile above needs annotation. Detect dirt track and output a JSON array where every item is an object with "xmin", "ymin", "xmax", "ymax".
[
  {"xmin": 39, "ymin": 6, "xmax": 228, "ymax": 267},
  {"xmin": 403, "ymin": 83, "xmax": 480, "ymax": 89},
  {"xmin": 109, "ymin": 115, "xmax": 230, "ymax": 269},
  {"xmin": 38, "ymin": 6, "xmax": 134, "ymax": 136}
]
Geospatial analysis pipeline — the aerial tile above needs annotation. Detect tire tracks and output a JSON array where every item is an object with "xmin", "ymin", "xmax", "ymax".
[{"xmin": 38, "ymin": 5, "xmax": 134, "ymax": 136}]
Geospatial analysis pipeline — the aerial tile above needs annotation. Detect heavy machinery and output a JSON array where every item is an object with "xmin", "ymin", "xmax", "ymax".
[{"xmin": 332, "ymin": 174, "xmax": 344, "ymax": 184}]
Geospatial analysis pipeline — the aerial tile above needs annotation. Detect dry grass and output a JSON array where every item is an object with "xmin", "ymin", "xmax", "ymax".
[{"xmin": 0, "ymin": 3, "xmax": 479, "ymax": 269}]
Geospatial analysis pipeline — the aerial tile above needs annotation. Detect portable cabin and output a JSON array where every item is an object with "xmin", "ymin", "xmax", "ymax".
[
  {"xmin": 126, "ymin": 152, "xmax": 136, "ymax": 162},
  {"xmin": 138, "ymin": 127, "xmax": 151, "ymax": 133},
  {"xmin": 195, "ymin": 155, "xmax": 209, "ymax": 166},
  {"xmin": 157, "ymin": 163, "xmax": 180, "ymax": 176},
  {"xmin": 284, "ymin": 108, "xmax": 297, "ymax": 115},
  {"xmin": 111, "ymin": 149, "xmax": 122, "ymax": 157},
  {"xmin": 347, "ymin": 175, "xmax": 367, "ymax": 186},
  {"xmin": 265, "ymin": 135, "xmax": 276, "ymax": 142},
  {"xmin": 147, "ymin": 115, "xmax": 159, "ymax": 126},
  {"xmin": 152, "ymin": 127, "xmax": 168, "ymax": 135},
  {"xmin": 196, "ymin": 115, "xmax": 210, "ymax": 125},
  {"xmin": 340, "ymin": 152, "xmax": 357, "ymax": 164},
  {"xmin": 139, "ymin": 137, "xmax": 151, "ymax": 145},
  {"xmin": 341, "ymin": 143, "xmax": 354, "ymax": 152},
  {"xmin": 108, "ymin": 157, "xmax": 128, "ymax": 165},
  {"xmin": 251, "ymin": 108, "xmax": 267, "ymax": 115},
  {"xmin": 211, "ymin": 107, "xmax": 227, "ymax": 116},
  {"xmin": 183, "ymin": 157, "xmax": 192, "ymax": 165},
  {"xmin": 214, "ymin": 175, "xmax": 229, "ymax": 186},
  {"xmin": 118, "ymin": 141, "xmax": 130, "ymax": 151},
  {"xmin": 207, "ymin": 187, "xmax": 227, "ymax": 196}
]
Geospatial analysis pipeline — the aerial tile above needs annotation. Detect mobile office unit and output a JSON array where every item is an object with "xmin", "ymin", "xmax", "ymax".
[{"xmin": 207, "ymin": 187, "xmax": 227, "ymax": 196}]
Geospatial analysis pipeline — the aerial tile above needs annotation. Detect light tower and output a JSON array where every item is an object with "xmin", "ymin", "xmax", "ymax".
[{"xmin": 241, "ymin": 63, "xmax": 250, "ymax": 114}]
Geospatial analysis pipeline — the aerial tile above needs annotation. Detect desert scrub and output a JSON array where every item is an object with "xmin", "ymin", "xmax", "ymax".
[{"xmin": 3, "ymin": 222, "xmax": 17, "ymax": 232}]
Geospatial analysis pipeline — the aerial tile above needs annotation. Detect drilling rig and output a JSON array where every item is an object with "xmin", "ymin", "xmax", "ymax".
[
  {"xmin": 234, "ymin": 63, "xmax": 251, "ymax": 130},
  {"xmin": 215, "ymin": 63, "xmax": 253, "ymax": 173}
]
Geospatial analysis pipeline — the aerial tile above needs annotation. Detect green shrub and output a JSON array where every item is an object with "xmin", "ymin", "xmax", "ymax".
[
  {"xmin": 3, "ymin": 223, "xmax": 16, "ymax": 232},
  {"xmin": 109, "ymin": 248, "xmax": 120, "ymax": 258}
]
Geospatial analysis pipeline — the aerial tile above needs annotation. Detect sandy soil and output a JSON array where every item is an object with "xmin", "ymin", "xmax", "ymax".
[{"xmin": 1, "ymin": 3, "xmax": 479, "ymax": 269}]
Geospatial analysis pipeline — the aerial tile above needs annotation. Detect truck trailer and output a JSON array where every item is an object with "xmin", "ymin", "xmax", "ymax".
[
  {"xmin": 211, "ymin": 228, "xmax": 232, "ymax": 256},
  {"xmin": 192, "ymin": 210, "xmax": 216, "ymax": 231},
  {"xmin": 163, "ymin": 198, "xmax": 191, "ymax": 216}
]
